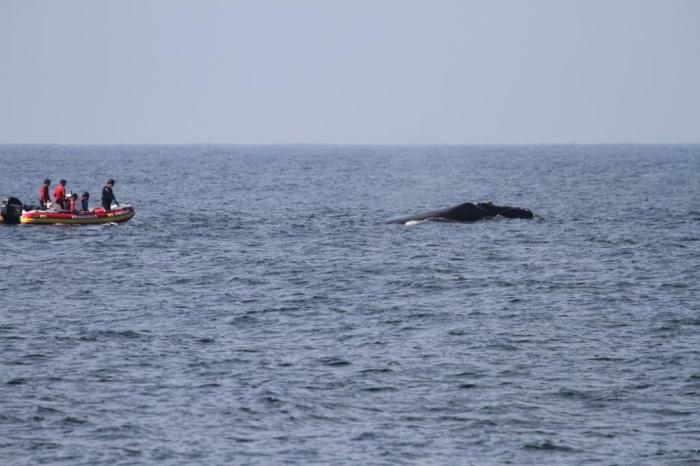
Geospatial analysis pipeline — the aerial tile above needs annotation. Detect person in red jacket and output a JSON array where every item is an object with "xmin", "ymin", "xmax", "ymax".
[
  {"xmin": 39, "ymin": 178, "xmax": 51, "ymax": 209},
  {"xmin": 53, "ymin": 179, "xmax": 67, "ymax": 210}
]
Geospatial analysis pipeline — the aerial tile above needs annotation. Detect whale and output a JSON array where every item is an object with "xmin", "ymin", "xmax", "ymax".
[{"xmin": 386, "ymin": 201, "xmax": 534, "ymax": 224}]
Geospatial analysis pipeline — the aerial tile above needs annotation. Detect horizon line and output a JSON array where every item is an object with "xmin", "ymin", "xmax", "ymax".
[{"xmin": 1, "ymin": 142, "xmax": 699, "ymax": 147}]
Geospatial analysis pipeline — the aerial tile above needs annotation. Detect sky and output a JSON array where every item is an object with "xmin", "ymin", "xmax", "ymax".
[{"xmin": 1, "ymin": 0, "xmax": 699, "ymax": 144}]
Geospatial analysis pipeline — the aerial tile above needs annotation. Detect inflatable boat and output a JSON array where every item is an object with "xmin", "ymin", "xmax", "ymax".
[
  {"xmin": 19, "ymin": 205, "xmax": 135, "ymax": 225},
  {"xmin": 2, "ymin": 195, "xmax": 135, "ymax": 225}
]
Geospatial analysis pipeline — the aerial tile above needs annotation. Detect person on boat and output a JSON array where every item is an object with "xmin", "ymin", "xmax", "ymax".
[
  {"xmin": 81, "ymin": 192, "xmax": 90, "ymax": 212},
  {"xmin": 69, "ymin": 193, "xmax": 81, "ymax": 214},
  {"xmin": 53, "ymin": 179, "xmax": 67, "ymax": 210},
  {"xmin": 39, "ymin": 178, "xmax": 51, "ymax": 209},
  {"xmin": 101, "ymin": 179, "xmax": 119, "ymax": 211}
]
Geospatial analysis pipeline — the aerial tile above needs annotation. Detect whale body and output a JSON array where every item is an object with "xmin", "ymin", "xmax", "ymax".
[{"xmin": 387, "ymin": 202, "xmax": 534, "ymax": 224}]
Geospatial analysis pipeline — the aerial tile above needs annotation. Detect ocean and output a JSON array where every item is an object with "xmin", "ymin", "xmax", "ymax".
[{"xmin": 1, "ymin": 144, "xmax": 699, "ymax": 464}]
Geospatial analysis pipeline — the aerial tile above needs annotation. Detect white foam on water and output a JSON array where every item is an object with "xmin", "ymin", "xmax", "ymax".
[{"xmin": 405, "ymin": 220, "xmax": 426, "ymax": 226}]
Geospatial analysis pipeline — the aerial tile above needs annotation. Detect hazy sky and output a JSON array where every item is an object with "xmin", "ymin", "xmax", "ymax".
[{"xmin": 1, "ymin": 0, "xmax": 699, "ymax": 144}]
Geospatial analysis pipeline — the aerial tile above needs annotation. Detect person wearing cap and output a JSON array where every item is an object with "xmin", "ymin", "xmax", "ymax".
[
  {"xmin": 39, "ymin": 178, "xmax": 51, "ymax": 209},
  {"xmin": 101, "ymin": 179, "xmax": 119, "ymax": 211},
  {"xmin": 53, "ymin": 179, "xmax": 68, "ymax": 210}
]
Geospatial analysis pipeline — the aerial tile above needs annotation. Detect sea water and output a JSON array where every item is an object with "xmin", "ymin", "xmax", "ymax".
[{"xmin": 1, "ymin": 144, "xmax": 699, "ymax": 464}]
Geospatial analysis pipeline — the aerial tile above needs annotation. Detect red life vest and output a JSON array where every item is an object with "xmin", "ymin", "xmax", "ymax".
[
  {"xmin": 39, "ymin": 185, "xmax": 50, "ymax": 203},
  {"xmin": 54, "ymin": 185, "xmax": 66, "ymax": 203}
]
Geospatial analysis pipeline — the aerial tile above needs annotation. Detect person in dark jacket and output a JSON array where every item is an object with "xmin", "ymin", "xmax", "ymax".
[
  {"xmin": 101, "ymin": 179, "xmax": 119, "ymax": 211},
  {"xmin": 81, "ymin": 192, "xmax": 90, "ymax": 212},
  {"xmin": 39, "ymin": 178, "xmax": 51, "ymax": 209}
]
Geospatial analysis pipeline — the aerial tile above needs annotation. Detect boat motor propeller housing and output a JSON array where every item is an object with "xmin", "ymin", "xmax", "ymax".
[{"xmin": 1, "ymin": 197, "xmax": 24, "ymax": 224}]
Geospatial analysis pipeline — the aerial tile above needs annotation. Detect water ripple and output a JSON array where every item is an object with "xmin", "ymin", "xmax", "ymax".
[{"xmin": 1, "ymin": 144, "xmax": 699, "ymax": 464}]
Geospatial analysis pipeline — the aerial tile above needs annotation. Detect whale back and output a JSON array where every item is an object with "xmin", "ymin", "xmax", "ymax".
[
  {"xmin": 385, "ymin": 206, "xmax": 455, "ymax": 224},
  {"xmin": 444, "ymin": 202, "xmax": 489, "ymax": 221},
  {"xmin": 386, "ymin": 201, "xmax": 534, "ymax": 224},
  {"xmin": 498, "ymin": 207, "xmax": 534, "ymax": 219},
  {"xmin": 387, "ymin": 202, "xmax": 486, "ymax": 223}
]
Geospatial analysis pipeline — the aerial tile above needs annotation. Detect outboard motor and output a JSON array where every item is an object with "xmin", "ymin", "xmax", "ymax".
[{"xmin": 1, "ymin": 197, "xmax": 24, "ymax": 224}]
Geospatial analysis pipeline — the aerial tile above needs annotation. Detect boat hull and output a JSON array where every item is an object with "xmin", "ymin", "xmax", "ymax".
[{"xmin": 20, "ymin": 206, "xmax": 135, "ymax": 225}]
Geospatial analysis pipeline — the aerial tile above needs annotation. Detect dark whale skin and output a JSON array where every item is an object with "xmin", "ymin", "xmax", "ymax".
[{"xmin": 387, "ymin": 202, "xmax": 534, "ymax": 224}]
